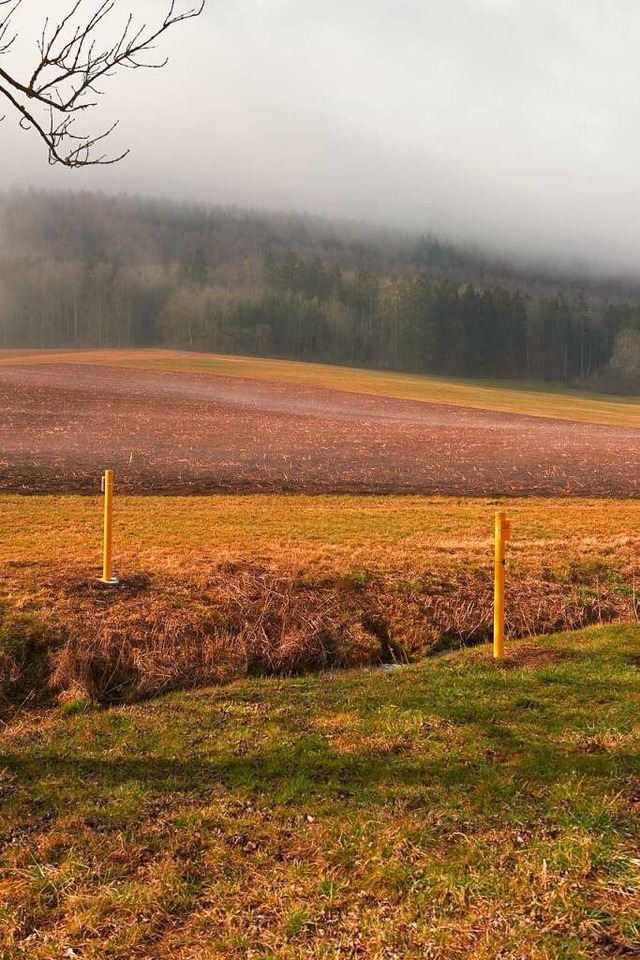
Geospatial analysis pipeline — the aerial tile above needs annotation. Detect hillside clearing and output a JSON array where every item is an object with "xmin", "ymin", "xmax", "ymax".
[
  {"xmin": 0, "ymin": 359, "xmax": 638, "ymax": 497},
  {"xmin": 0, "ymin": 348, "xmax": 638, "ymax": 428}
]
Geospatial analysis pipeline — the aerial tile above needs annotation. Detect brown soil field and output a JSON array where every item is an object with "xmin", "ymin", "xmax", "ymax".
[{"xmin": 0, "ymin": 361, "xmax": 638, "ymax": 496}]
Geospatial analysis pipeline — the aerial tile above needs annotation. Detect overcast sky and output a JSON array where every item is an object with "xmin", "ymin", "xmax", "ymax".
[{"xmin": 2, "ymin": 0, "xmax": 640, "ymax": 272}]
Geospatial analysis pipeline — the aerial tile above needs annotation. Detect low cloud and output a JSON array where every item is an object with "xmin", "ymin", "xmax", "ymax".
[{"xmin": 2, "ymin": 1, "xmax": 640, "ymax": 273}]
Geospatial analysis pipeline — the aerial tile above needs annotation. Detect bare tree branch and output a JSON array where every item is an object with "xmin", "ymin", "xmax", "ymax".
[{"xmin": 0, "ymin": 0, "xmax": 205, "ymax": 167}]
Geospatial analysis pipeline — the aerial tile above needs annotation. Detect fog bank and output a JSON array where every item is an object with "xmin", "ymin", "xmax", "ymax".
[{"xmin": 2, "ymin": 1, "xmax": 640, "ymax": 273}]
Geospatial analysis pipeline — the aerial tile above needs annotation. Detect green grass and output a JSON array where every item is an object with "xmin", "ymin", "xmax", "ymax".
[
  {"xmin": 2, "ymin": 348, "xmax": 638, "ymax": 427},
  {"xmin": 1, "ymin": 624, "xmax": 638, "ymax": 958}
]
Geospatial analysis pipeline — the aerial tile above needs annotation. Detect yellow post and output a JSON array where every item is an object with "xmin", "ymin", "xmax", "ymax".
[
  {"xmin": 494, "ymin": 511, "xmax": 510, "ymax": 659},
  {"xmin": 100, "ymin": 469, "xmax": 119, "ymax": 585}
]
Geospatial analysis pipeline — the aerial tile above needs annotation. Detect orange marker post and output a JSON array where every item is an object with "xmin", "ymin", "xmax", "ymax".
[
  {"xmin": 100, "ymin": 469, "xmax": 119, "ymax": 585},
  {"xmin": 493, "ymin": 511, "xmax": 511, "ymax": 659}
]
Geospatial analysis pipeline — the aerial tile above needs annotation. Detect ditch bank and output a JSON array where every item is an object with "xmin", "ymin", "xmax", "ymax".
[{"xmin": 0, "ymin": 561, "xmax": 636, "ymax": 707}]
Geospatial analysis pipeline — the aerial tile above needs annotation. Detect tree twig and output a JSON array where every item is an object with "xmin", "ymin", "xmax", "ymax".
[{"xmin": 0, "ymin": 0, "xmax": 205, "ymax": 166}]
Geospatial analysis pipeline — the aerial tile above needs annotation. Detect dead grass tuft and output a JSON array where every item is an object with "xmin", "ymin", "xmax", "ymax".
[
  {"xmin": 47, "ymin": 564, "xmax": 391, "ymax": 703},
  {"xmin": 470, "ymin": 643, "xmax": 584, "ymax": 669},
  {"xmin": 0, "ymin": 610, "xmax": 65, "ymax": 705}
]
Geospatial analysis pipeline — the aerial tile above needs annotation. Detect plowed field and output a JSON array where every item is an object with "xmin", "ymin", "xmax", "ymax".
[{"xmin": 0, "ymin": 361, "xmax": 638, "ymax": 496}]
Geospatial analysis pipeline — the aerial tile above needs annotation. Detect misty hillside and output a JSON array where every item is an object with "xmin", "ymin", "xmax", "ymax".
[{"xmin": 0, "ymin": 190, "xmax": 639, "ymax": 393}]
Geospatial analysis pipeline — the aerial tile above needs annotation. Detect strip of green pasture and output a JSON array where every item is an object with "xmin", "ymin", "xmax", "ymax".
[{"xmin": 1, "ymin": 625, "xmax": 638, "ymax": 958}]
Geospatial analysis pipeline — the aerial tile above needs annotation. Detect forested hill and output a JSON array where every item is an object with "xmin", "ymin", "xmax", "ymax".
[{"xmin": 1, "ymin": 190, "xmax": 639, "ymax": 392}]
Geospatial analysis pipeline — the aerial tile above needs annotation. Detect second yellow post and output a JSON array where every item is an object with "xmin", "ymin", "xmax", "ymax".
[
  {"xmin": 493, "ymin": 511, "xmax": 510, "ymax": 659},
  {"xmin": 100, "ymin": 469, "xmax": 119, "ymax": 585}
]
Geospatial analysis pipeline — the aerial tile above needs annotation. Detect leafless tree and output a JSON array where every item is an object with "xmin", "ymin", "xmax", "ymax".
[{"xmin": 0, "ymin": 0, "xmax": 205, "ymax": 167}]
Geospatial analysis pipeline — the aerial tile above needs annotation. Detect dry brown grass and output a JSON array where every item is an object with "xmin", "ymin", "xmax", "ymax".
[
  {"xmin": 3, "ymin": 494, "xmax": 639, "ymax": 576},
  {"xmin": 2, "ymin": 494, "xmax": 637, "ymax": 705},
  {"xmin": 1, "ymin": 559, "xmax": 636, "ymax": 706}
]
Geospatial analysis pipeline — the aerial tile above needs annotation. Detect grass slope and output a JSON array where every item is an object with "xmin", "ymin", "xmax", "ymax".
[
  {"xmin": 1, "ymin": 348, "xmax": 638, "ymax": 428},
  {"xmin": 1, "ymin": 625, "xmax": 638, "ymax": 959}
]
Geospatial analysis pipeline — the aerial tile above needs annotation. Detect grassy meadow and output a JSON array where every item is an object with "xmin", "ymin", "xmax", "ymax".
[
  {"xmin": 1, "ymin": 348, "xmax": 638, "ymax": 428},
  {"xmin": 1, "ymin": 624, "xmax": 638, "ymax": 958}
]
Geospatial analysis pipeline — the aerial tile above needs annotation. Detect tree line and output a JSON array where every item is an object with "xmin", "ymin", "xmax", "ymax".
[{"xmin": 0, "ymin": 191, "xmax": 639, "ymax": 392}]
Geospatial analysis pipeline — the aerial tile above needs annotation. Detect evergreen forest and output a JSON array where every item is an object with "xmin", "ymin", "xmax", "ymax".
[{"xmin": 1, "ymin": 190, "xmax": 639, "ymax": 393}]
